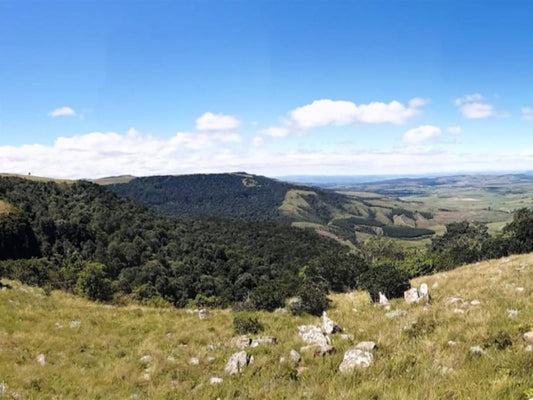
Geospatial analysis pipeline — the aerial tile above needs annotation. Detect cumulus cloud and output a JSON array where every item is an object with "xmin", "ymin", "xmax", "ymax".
[
  {"xmin": 403, "ymin": 125, "xmax": 441, "ymax": 143},
  {"xmin": 454, "ymin": 94, "xmax": 503, "ymax": 119},
  {"xmin": 261, "ymin": 97, "xmax": 426, "ymax": 137},
  {"xmin": 252, "ymin": 136, "xmax": 264, "ymax": 147},
  {"xmin": 522, "ymin": 107, "xmax": 533, "ymax": 120},
  {"xmin": 48, "ymin": 106, "xmax": 77, "ymax": 117},
  {"xmin": 196, "ymin": 112, "xmax": 240, "ymax": 131},
  {"xmin": 447, "ymin": 126, "xmax": 462, "ymax": 134}
]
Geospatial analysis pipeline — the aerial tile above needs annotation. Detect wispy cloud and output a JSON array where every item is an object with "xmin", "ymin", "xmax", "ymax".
[
  {"xmin": 48, "ymin": 106, "xmax": 77, "ymax": 118},
  {"xmin": 196, "ymin": 112, "xmax": 240, "ymax": 131},
  {"xmin": 403, "ymin": 125, "xmax": 441, "ymax": 143},
  {"xmin": 454, "ymin": 94, "xmax": 506, "ymax": 119},
  {"xmin": 522, "ymin": 107, "xmax": 533, "ymax": 120}
]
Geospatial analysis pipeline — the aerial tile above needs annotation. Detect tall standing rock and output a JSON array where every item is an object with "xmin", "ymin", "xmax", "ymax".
[
  {"xmin": 321, "ymin": 312, "xmax": 342, "ymax": 334},
  {"xmin": 224, "ymin": 351, "xmax": 254, "ymax": 375}
]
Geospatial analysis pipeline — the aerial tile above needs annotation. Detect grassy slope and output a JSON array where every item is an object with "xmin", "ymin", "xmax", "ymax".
[{"xmin": 2, "ymin": 253, "xmax": 533, "ymax": 399}]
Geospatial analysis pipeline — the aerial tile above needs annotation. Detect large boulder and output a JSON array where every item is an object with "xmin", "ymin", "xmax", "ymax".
[
  {"xmin": 404, "ymin": 288, "xmax": 420, "ymax": 304},
  {"xmin": 298, "ymin": 325, "xmax": 332, "ymax": 348},
  {"xmin": 338, "ymin": 348, "xmax": 374, "ymax": 372},
  {"xmin": 224, "ymin": 351, "xmax": 254, "ymax": 375},
  {"xmin": 321, "ymin": 312, "xmax": 342, "ymax": 334}
]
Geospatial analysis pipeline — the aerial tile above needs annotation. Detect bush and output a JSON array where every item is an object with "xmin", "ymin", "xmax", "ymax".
[
  {"xmin": 75, "ymin": 262, "xmax": 113, "ymax": 301},
  {"xmin": 249, "ymin": 281, "xmax": 287, "ymax": 312},
  {"xmin": 289, "ymin": 281, "xmax": 329, "ymax": 316},
  {"xmin": 233, "ymin": 313, "xmax": 263, "ymax": 334},
  {"xmin": 358, "ymin": 264, "xmax": 410, "ymax": 302}
]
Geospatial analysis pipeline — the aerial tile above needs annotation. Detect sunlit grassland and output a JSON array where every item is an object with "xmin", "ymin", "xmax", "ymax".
[{"xmin": 1, "ymin": 253, "xmax": 533, "ymax": 399}]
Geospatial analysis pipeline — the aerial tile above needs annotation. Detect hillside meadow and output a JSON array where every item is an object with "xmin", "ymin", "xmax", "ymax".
[{"xmin": 1, "ymin": 253, "xmax": 533, "ymax": 399}]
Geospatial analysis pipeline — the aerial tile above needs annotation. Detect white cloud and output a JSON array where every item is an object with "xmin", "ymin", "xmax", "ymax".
[
  {"xmin": 48, "ymin": 106, "xmax": 77, "ymax": 117},
  {"xmin": 252, "ymin": 136, "xmax": 264, "ymax": 147},
  {"xmin": 261, "ymin": 97, "xmax": 426, "ymax": 137},
  {"xmin": 403, "ymin": 125, "xmax": 441, "ymax": 143},
  {"xmin": 447, "ymin": 126, "xmax": 462, "ymax": 134},
  {"xmin": 455, "ymin": 94, "xmax": 502, "ymax": 119},
  {"xmin": 196, "ymin": 112, "xmax": 240, "ymax": 131},
  {"xmin": 522, "ymin": 107, "xmax": 533, "ymax": 120}
]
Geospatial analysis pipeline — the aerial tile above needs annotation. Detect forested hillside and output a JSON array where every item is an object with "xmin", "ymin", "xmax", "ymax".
[
  {"xmin": 108, "ymin": 173, "xmax": 435, "ymax": 241},
  {"xmin": 0, "ymin": 176, "xmax": 367, "ymax": 309}
]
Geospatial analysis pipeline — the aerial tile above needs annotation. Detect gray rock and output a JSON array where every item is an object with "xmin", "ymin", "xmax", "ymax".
[
  {"xmin": 339, "ymin": 333, "xmax": 354, "ymax": 341},
  {"xmin": 404, "ymin": 288, "xmax": 420, "ymax": 304},
  {"xmin": 321, "ymin": 312, "xmax": 342, "ymax": 334},
  {"xmin": 55, "ymin": 322, "xmax": 63, "ymax": 329},
  {"xmin": 189, "ymin": 357, "xmax": 200, "ymax": 365},
  {"xmin": 209, "ymin": 376, "xmax": 223, "ymax": 385},
  {"xmin": 469, "ymin": 345, "xmax": 484, "ymax": 355},
  {"xmin": 36, "ymin": 354, "xmax": 46, "ymax": 366},
  {"xmin": 289, "ymin": 349, "xmax": 301, "ymax": 364},
  {"xmin": 523, "ymin": 331, "xmax": 533, "ymax": 342},
  {"xmin": 355, "ymin": 341, "xmax": 377, "ymax": 352},
  {"xmin": 69, "ymin": 320, "xmax": 81, "ymax": 329},
  {"xmin": 338, "ymin": 348, "xmax": 374, "ymax": 372},
  {"xmin": 386, "ymin": 309, "xmax": 407, "ymax": 319},
  {"xmin": 139, "ymin": 355, "xmax": 153, "ymax": 363},
  {"xmin": 224, "ymin": 351, "xmax": 253, "ymax": 375},
  {"xmin": 507, "ymin": 309, "xmax": 518, "ymax": 318},
  {"xmin": 298, "ymin": 325, "xmax": 332, "ymax": 348},
  {"xmin": 256, "ymin": 336, "xmax": 277, "ymax": 344},
  {"xmin": 199, "ymin": 309, "xmax": 210, "ymax": 320},
  {"xmin": 231, "ymin": 336, "xmax": 252, "ymax": 349},
  {"xmin": 300, "ymin": 344, "xmax": 334, "ymax": 356},
  {"xmin": 448, "ymin": 340, "xmax": 457, "ymax": 346},
  {"xmin": 470, "ymin": 299, "xmax": 481, "ymax": 306}
]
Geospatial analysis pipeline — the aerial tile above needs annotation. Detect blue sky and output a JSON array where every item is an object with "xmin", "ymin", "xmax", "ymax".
[{"xmin": 0, "ymin": 0, "xmax": 532, "ymax": 178}]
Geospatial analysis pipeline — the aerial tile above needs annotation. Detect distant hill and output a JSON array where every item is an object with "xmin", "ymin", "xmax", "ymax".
[{"xmin": 108, "ymin": 172, "xmax": 435, "ymax": 242}]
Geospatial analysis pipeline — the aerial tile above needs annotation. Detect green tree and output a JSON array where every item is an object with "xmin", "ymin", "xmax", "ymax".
[{"xmin": 75, "ymin": 262, "xmax": 113, "ymax": 301}]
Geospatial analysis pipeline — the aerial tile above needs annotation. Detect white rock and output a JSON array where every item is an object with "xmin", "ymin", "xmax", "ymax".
[
  {"xmin": 209, "ymin": 377, "xmax": 223, "ymax": 385},
  {"xmin": 355, "ymin": 341, "xmax": 377, "ymax": 352},
  {"xmin": 224, "ymin": 351, "xmax": 253, "ymax": 375},
  {"xmin": 525, "ymin": 345, "xmax": 533, "ymax": 352},
  {"xmin": 419, "ymin": 283, "xmax": 430, "ymax": 302},
  {"xmin": 446, "ymin": 297, "xmax": 462, "ymax": 305},
  {"xmin": 230, "ymin": 336, "xmax": 252, "ymax": 349},
  {"xmin": 139, "ymin": 355, "xmax": 153, "ymax": 363},
  {"xmin": 404, "ymin": 288, "xmax": 420, "ymax": 304},
  {"xmin": 338, "ymin": 348, "xmax": 374, "ymax": 372},
  {"xmin": 321, "ymin": 312, "xmax": 342, "ymax": 334},
  {"xmin": 206, "ymin": 356, "xmax": 215, "ymax": 363},
  {"xmin": 289, "ymin": 349, "xmax": 301, "ymax": 364},
  {"xmin": 199, "ymin": 309, "xmax": 210, "ymax": 320},
  {"xmin": 189, "ymin": 357, "xmax": 200, "ymax": 365},
  {"xmin": 298, "ymin": 325, "xmax": 332, "ymax": 348},
  {"xmin": 256, "ymin": 336, "xmax": 277, "ymax": 345},
  {"xmin": 516, "ymin": 287, "xmax": 525, "ymax": 293},
  {"xmin": 470, "ymin": 300, "xmax": 481, "ymax": 306},
  {"xmin": 69, "ymin": 320, "xmax": 81, "ymax": 329},
  {"xmin": 448, "ymin": 340, "xmax": 457, "ymax": 346},
  {"xmin": 386, "ymin": 309, "xmax": 407, "ymax": 319},
  {"xmin": 55, "ymin": 322, "xmax": 63, "ymax": 329},
  {"xmin": 339, "ymin": 333, "xmax": 354, "ymax": 341},
  {"xmin": 167, "ymin": 355, "xmax": 176, "ymax": 362},
  {"xmin": 523, "ymin": 331, "xmax": 533, "ymax": 342},
  {"xmin": 142, "ymin": 373, "xmax": 150, "ymax": 381},
  {"xmin": 469, "ymin": 345, "xmax": 484, "ymax": 355},
  {"xmin": 453, "ymin": 308, "xmax": 465, "ymax": 314},
  {"xmin": 507, "ymin": 309, "xmax": 518, "ymax": 318},
  {"xmin": 36, "ymin": 354, "xmax": 46, "ymax": 366},
  {"xmin": 378, "ymin": 292, "xmax": 390, "ymax": 309}
]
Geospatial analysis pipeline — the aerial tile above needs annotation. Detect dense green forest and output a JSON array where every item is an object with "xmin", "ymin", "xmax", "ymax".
[{"xmin": 0, "ymin": 176, "xmax": 368, "ymax": 310}]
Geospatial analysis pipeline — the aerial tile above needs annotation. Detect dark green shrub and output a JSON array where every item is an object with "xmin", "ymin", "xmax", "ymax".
[
  {"xmin": 290, "ymin": 281, "xmax": 329, "ymax": 316},
  {"xmin": 358, "ymin": 264, "xmax": 410, "ymax": 302},
  {"xmin": 249, "ymin": 281, "xmax": 287, "ymax": 312},
  {"xmin": 233, "ymin": 312, "xmax": 263, "ymax": 334},
  {"xmin": 75, "ymin": 262, "xmax": 113, "ymax": 301},
  {"xmin": 487, "ymin": 330, "xmax": 512, "ymax": 350}
]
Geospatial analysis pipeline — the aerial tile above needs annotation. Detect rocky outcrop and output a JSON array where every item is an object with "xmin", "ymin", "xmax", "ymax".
[
  {"xmin": 338, "ymin": 349, "xmax": 373, "ymax": 372},
  {"xmin": 225, "ymin": 351, "xmax": 254, "ymax": 375}
]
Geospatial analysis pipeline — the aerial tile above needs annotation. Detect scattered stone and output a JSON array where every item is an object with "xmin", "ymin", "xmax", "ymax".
[
  {"xmin": 378, "ymin": 292, "xmax": 391, "ymax": 310},
  {"xmin": 139, "ymin": 355, "xmax": 153, "ymax": 363},
  {"xmin": 166, "ymin": 332, "xmax": 173, "ymax": 338},
  {"xmin": 386, "ymin": 309, "xmax": 407, "ymax": 319},
  {"xmin": 256, "ymin": 336, "xmax": 277, "ymax": 345},
  {"xmin": 525, "ymin": 345, "xmax": 533, "ymax": 352},
  {"xmin": 300, "ymin": 344, "xmax": 334, "ymax": 357},
  {"xmin": 224, "ymin": 351, "xmax": 253, "ymax": 375},
  {"xmin": 36, "ymin": 354, "xmax": 46, "ymax": 366},
  {"xmin": 210, "ymin": 377, "xmax": 223, "ymax": 385},
  {"xmin": 453, "ymin": 308, "xmax": 465, "ymax": 315},
  {"xmin": 339, "ymin": 333, "xmax": 354, "ymax": 341},
  {"xmin": 470, "ymin": 299, "xmax": 481, "ymax": 306},
  {"xmin": 298, "ymin": 325, "xmax": 332, "ymax": 349},
  {"xmin": 469, "ymin": 346, "xmax": 484, "ymax": 355},
  {"xmin": 289, "ymin": 349, "xmax": 301, "ymax": 364},
  {"xmin": 206, "ymin": 356, "xmax": 215, "ymax": 363},
  {"xmin": 166, "ymin": 355, "xmax": 176, "ymax": 362},
  {"xmin": 189, "ymin": 357, "xmax": 200, "ymax": 365},
  {"xmin": 446, "ymin": 297, "xmax": 462, "ymax": 305},
  {"xmin": 355, "ymin": 341, "xmax": 377, "ymax": 352},
  {"xmin": 230, "ymin": 336, "xmax": 252, "ymax": 349},
  {"xmin": 321, "ymin": 312, "xmax": 342, "ymax": 334},
  {"xmin": 447, "ymin": 340, "xmax": 457, "ymax": 346},
  {"xmin": 55, "ymin": 322, "xmax": 63, "ymax": 329},
  {"xmin": 516, "ymin": 287, "xmax": 525, "ymax": 293},
  {"xmin": 523, "ymin": 331, "xmax": 533, "ymax": 342},
  {"xmin": 507, "ymin": 309, "xmax": 518, "ymax": 318},
  {"xmin": 338, "ymin": 348, "xmax": 374, "ymax": 372},
  {"xmin": 279, "ymin": 356, "xmax": 286, "ymax": 363},
  {"xmin": 142, "ymin": 373, "xmax": 151, "ymax": 381},
  {"xmin": 69, "ymin": 320, "xmax": 81, "ymax": 329},
  {"xmin": 250, "ymin": 340, "xmax": 259, "ymax": 348},
  {"xmin": 199, "ymin": 309, "xmax": 210, "ymax": 320},
  {"xmin": 404, "ymin": 288, "xmax": 420, "ymax": 304}
]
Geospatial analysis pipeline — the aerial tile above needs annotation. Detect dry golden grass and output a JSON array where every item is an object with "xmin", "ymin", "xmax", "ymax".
[{"xmin": 1, "ymin": 253, "xmax": 533, "ymax": 399}]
